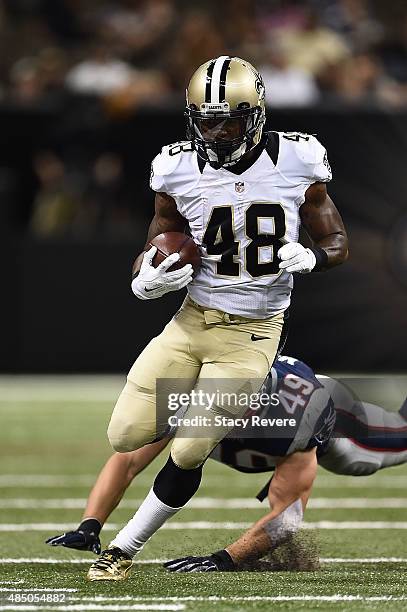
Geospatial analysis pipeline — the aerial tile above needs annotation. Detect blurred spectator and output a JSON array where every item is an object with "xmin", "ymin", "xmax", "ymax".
[
  {"xmin": 260, "ymin": 41, "xmax": 319, "ymax": 107},
  {"xmin": 65, "ymin": 45, "xmax": 134, "ymax": 95},
  {"xmin": 3, "ymin": 0, "xmax": 407, "ymax": 240},
  {"xmin": 9, "ymin": 57, "xmax": 44, "ymax": 104},
  {"xmin": 95, "ymin": 0, "xmax": 177, "ymax": 66},
  {"xmin": 319, "ymin": 51, "xmax": 407, "ymax": 107},
  {"xmin": 30, "ymin": 151, "xmax": 82, "ymax": 237},
  {"xmin": 376, "ymin": 13, "xmax": 407, "ymax": 84},
  {"xmin": 37, "ymin": 47, "xmax": 68, "ymax": 92},
  {"xmin": 166, "ymin": 10, "xmax": 225, "ymax": 91},
  {"xmin": 82, "ymin": 152, "xmax": 135, "ymax": 237},
  {"xmin": 319, "ymin": 0, "xmax": 383, "ymax": 50},
  {"xmin": 274, "ymin": 8, "xmax": 351, "ymax": 77},
  {"xmin": 30, "ymin": 150, "xmax": 138, "ymax": 238}
]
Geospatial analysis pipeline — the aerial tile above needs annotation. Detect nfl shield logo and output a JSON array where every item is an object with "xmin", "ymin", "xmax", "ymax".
[{"xmin": 235, "ymin": 182, "xmax": 245, "ymax": 193}]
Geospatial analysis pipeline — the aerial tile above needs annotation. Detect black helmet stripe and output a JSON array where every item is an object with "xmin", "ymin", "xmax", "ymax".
[
  {"xmin": 205, "ymin": 59, "xmax": 216, "ymax": 102},
  {"xmin": 218, "ymin": 57, "xmax": 232, "ymax": 103}
]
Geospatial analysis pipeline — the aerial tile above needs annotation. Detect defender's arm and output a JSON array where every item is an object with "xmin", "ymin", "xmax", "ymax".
[
  {"xmin": 300, "ymin": 182, "xmax": 349, "ymax": 270},
  {"xmin": 224, "ymin": 447, "xmax": 317, "ymax": 565},
  {"xmin": 164, "ymin": 447, "xmax": 317, "ymax": 571}
]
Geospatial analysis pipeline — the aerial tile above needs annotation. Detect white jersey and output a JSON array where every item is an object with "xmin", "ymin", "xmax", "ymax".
[{"xmin": 150, "ymin": 131, "xmax": 332, "ymax": 318}]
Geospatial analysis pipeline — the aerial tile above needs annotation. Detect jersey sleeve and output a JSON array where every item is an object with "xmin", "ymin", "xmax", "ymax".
[
  {"xmin": 280, "ymin": 133, "xmax": 332, "ymax": 206},
  {"xmin": 149, "ymin": 145, "xmax": 183, "ymax": 196},
  {"xmin": 297, "ymin": 135, "xmax": 332, "ymax": 184},
  {"xmin": 310, "ymin": 136, "xmax": 332, "ymax": 183}
]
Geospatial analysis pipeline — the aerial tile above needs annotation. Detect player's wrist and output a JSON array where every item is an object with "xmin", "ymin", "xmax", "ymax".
[
  {"xmin": 78, "ymin": 518, "xmax": 102, "ymax": 536},
  {"xmin": 308, "ymin": 246, "xmax": 328, "ymax": 272},
  {"xmin": 211, "ymin": 549, "xmax": 236, "ymax": 571}
]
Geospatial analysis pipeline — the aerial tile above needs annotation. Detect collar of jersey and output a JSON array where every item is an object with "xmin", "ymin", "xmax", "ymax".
[
  {"xmin": 220, "ymin": 134, "xmax": 268, "ymax": 176},
  {"xmin": 199, "ymin": 133, "xmax": 269, "ymax": 176}
]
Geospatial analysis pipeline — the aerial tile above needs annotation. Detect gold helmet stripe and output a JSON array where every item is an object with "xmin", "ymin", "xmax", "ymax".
[{"xmin": 210, "ymin": 55, "xmax": 231, "ymax": 103}]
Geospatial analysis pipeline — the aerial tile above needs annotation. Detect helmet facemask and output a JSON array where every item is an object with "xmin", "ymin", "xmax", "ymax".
[{"xmin": 186, "ymin": 103, "xmax": 265, "ymax": 169}]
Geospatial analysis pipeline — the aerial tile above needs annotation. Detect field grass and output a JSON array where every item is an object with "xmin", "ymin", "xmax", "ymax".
[{"xmin": 1, "ymin": 376, "xmax": 407, "ymax": 611}]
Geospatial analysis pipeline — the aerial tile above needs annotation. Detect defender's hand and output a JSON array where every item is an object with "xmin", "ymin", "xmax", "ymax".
[
  {"xmin": 278, "ymin": 243, "xmax": 316, "ymax": 274},
  {"xmin": 46, "ymin": 531, "xmax": 101, "ymax": 555},
  {"xmin": 163, "ymin": 550, "xmax": 235, "ymax": 573},
  {"xmin": 131, "ymin": 246, "xmax": 193, "ymax": 300}
]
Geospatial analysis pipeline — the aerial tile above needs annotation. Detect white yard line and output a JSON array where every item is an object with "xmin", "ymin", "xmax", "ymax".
[
  {"xmin": 320, "ymin": 557, "xmax": 407, "ymax": 563},
  {"xmin": 0, "ymin": 375, "xmax": 123, "ymax": 403},
  {"xmin": 2, "ymin": 473, "xmax": 407, "ymax": 488},
  {"xmin": 0, "ymin": 497, "xmax": 405, "ymax": 509},
  {"xmin": 0, "ymin": 589, "xmax": 76, "ymax": 593},
  {"xmin": 0, "ymin": 470, "xmax": 407, "ymax": 491},
  {"xmin": 0, "ymin": 522, "xmax": 251, "ymax": 531},
  {"xmin": 2, "ymin": 521, "xmax": 407, "ymax": 531},
  {"xmin": 1, "ymin": 557, "xmax": 407, "ymax": 565},
  {"xmin": 4, "ymin": 596, "xmax": 403, "ymax": 606},
  {"xmin": 0, "ymin": 606, "xmax": 184, "ymax": 612},
  {"xmin": 302, "ymin": 521, "xmax": 407, "ymax": 529},
  {"xmin": 0, "ymin": 476, "xmax": 96, "ymax": 487},
  {"xmin": 68, "ymin": 595, "xmax": 407, "ymax": 603}
]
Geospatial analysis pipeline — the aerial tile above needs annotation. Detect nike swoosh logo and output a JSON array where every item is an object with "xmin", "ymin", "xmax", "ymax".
[
  {"xmin": 144, "ymin": 286, "xmax": 156, "ymax": 292},
  {"xmin": 251, "ymin": 334, "xmax": 271, "ymax": 341}
]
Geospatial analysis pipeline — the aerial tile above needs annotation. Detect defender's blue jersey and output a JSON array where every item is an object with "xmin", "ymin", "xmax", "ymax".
[{"xmin": 210, "ymin": 356, "xmax": 336, "ymax": 473}]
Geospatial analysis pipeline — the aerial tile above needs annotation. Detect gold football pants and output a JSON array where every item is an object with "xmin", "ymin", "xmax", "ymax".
[{"xmin": 108, "ymin": 297, "xmax": 284, "ymax": 469}]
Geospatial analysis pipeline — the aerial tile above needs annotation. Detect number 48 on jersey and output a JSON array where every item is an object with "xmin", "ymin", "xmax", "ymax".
[{"xmin": 203, "ymin": 203, "xmax": 286, "ymax": 278}]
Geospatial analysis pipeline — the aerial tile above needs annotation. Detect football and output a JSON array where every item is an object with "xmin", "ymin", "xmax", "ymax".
[{"xmin": 149, "ymin": 232, "xmax": 201, "ymax": 273}]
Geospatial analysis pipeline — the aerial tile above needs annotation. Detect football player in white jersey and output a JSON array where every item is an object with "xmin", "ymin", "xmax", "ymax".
[{"xmin": 93, "ymin": 56, "xmax": 348, "ymax": 579}]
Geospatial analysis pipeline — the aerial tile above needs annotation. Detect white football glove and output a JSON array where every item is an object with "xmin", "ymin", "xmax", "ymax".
[
  {"xmin": 278, "ymin": 243, "xmax": 316, "ymax": 274},
  {"xmin": 131, "ymin": 246, "xmax": 193, "ymax": 300}
]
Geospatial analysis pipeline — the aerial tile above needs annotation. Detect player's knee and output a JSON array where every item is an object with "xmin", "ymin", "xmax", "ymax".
[
  {"xmin": 171, "ymin": 439, "xmax": 208, "ymax": 470},
  {"xmin": 107, "ymin": 424, "xmax": 142, "ymax": 453},
  {"xmin": 107, "ymin": 380, "xmax": 157, "ymax": 453}
]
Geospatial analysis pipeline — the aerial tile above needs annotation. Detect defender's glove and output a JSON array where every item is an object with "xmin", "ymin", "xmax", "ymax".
[
  {"xmin": 131, "ymin": 246, "xmax": 193, "ymax": 300},
  {"xmin": 278, "ymin": 243, "xmax": 317, "ymax": 274},
  {"xmin": 163, "ymin": 549, "xmax": 235, "ymax": 573},
  {"xmin": 46, "ymin": 519, "xmax": 102, "ymax": 554},
  {"xmin": 46, "ymin": 530, "xmax": 101, "ymax": 554}
]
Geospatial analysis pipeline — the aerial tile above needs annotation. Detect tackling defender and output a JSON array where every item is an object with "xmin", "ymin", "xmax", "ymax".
[
  {"xmin": 88, "ymin": 56, "xmax": 348, "ymax": 577},
  {"xmin": 46, "ymin": 356, "xmax": 407, "ymax": 577}
]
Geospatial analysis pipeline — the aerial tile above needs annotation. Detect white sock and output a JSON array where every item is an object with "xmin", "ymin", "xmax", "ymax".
[{"xmin": 110, "ymin": 488, "xmax": 182, "ymax": 557}]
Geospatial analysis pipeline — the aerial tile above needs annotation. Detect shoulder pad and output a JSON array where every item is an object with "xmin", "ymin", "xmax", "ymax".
[
  {"xmin": 280, "ymin": 132, "xmax": 332, "ymax": 183},
  {"xmin": 150, "ymin": 141, "xmax": 195, "ymax": 193}
]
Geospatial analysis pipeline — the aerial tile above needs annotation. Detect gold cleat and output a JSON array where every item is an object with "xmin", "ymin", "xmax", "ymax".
[{"xmin": 87, "ymin": 546, "xmax": 133, "ymax": 581}]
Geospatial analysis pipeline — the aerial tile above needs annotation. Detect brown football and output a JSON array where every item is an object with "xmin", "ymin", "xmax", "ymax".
[{"xmin": 149, "ymin": 232, "xmax": 201, "ymax": 274}]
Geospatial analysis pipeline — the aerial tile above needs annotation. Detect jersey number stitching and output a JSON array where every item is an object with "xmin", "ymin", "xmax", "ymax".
[{"xmin": 203, "ymin": 203, "xmax": 286, "ymax": 278}]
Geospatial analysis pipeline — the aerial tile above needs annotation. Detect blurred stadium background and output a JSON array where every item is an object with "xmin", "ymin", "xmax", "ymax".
[
  {"xmin": 1, "ymin": 3, "xmax": 407, "ymax": 609},
  {"xmin": 1, "ymin": 0, "xmax": 407, "ymax": 373}
]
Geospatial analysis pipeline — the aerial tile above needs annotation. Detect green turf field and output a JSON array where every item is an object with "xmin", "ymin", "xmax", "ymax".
[{"xmin": 1, "ymin": 376, "xmax": 407, "ymax": 611}]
